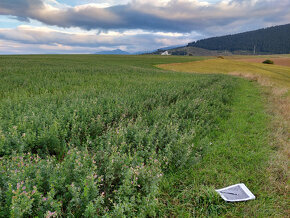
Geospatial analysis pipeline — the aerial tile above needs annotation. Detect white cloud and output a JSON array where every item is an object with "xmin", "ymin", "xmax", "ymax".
[{"xmin": 0, "ymin": 25, "xmax": 198, "ymax": 53}]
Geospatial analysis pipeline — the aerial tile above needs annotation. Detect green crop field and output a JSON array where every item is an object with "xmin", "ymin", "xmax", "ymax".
[{"xmin": 0, "ymin": 55, "xmax": 287, "ymax": 217}]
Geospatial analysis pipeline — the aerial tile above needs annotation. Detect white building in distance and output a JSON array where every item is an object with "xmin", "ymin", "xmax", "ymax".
[{"xmin": 161, "ymin": 51, "xmax": 170, "ymax": 55}]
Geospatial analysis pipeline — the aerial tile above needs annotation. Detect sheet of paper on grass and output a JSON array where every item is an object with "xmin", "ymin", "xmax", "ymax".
[{"xmin": 216, "ymin": 183, "xmax": 255, "ymax": 202}]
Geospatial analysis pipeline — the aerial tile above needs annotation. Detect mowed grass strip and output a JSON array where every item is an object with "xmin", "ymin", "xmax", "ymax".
[
  {"xmin": 157, "ymin": 56, "xmax": 289, "ymax": 217},
  {"xmin": 158, "ymin": 79, "xmax": 288, "ymax": 217}
]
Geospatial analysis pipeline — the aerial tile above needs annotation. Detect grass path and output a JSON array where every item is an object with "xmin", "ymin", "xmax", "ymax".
[{"xmin": 158, "ymin": 79, "xmax": 288, "ymax": 217}]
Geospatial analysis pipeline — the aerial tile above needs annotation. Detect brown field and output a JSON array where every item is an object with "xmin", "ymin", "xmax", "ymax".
[
  {"xmin": 157, "ymin": 58, "xmax": 290, "ymax": 88},
  {"xmin": 237, "ymin": 57, "xmax": 290, "ymax": 67}
]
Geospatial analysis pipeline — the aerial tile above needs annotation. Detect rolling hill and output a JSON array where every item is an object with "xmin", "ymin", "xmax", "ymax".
[
  {"xmin": 152, "ymin": 23, "xmax": 290, "ymax": 56},
  {"xmin": 151, "ymin": 46, "xmax": 230, "ymax": 56},
  {"xmin": 188, "ymin": 23, "xmax": 290, "ymax": 54}
]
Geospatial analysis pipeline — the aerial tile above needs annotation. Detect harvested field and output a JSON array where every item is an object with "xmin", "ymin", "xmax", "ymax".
[
  {"xmin": 157, "ymin": 58, "xmax": 290, "ymax": 89},
  {"xmin": 237, "ymin": 57, "xmax": 290, "ymax": 67}
]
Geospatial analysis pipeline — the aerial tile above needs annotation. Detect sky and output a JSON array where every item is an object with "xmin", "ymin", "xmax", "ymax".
[{"xmin": 0, "ymin": 0, "xmax": 289, "ymax": 54}]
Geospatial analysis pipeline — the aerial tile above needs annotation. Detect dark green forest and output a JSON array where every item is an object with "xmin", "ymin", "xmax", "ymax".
[{"xmin": 188, "ymin": 23, "xmax": 290, "ymax": 54}]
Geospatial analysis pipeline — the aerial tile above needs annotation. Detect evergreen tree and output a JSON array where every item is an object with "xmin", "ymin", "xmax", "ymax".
[{"xmin": 188, "ymin": 24, "xmax": 290, "ymax": 54}]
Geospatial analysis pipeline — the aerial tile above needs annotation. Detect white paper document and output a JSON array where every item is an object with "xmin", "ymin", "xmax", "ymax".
[{"xmin": 216, "ymin": 183, "xmax": 256, "ymax": 202}]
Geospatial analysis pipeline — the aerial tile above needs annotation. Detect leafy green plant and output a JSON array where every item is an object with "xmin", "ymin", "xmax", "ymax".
[{"xmin": 0, "ymin": 55, "xmax": 235, "ymax": 216}]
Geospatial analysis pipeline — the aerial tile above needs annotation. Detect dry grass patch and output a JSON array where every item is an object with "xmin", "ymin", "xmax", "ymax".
[
  {"xmin": 237, "ymin": 57, "xmax": 290, "ymax": 67},
  {"xmin": 157, "ymin": 58, "xmax": 290, "ymax": 88},
  {"xmin": 264, "ymin": 86, "xmax": 289, "ymax": 197}
]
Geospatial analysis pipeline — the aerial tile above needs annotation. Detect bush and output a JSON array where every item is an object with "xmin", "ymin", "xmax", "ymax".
[{"xmin": 262, "ymin": 59, "xmax": 274, "ymax": 64}]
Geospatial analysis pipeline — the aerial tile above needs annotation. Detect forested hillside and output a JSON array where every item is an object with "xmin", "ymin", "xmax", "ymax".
[{"xmin": 188, "ymin": 24, "xmax": 290, "ymax": 54}]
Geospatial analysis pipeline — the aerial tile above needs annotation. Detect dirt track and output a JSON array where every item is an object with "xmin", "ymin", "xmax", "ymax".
[{"xmin": 237, "ymin": 57, "xmax": 290, "ymax": 67}]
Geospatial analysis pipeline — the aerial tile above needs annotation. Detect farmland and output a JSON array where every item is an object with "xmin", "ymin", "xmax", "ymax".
[
  {"xmin": 0, "ymin": 55, "xmax": 288, "ymax": 217},
  {"xmin": 157, "ymin": 56, "xmax": 290, "ymax": 88}
]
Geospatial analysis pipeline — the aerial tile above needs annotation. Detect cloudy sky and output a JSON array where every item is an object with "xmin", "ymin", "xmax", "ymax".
[{"xmin": 0, "ymin": 0, "xmax": 289, "ymax": 54}]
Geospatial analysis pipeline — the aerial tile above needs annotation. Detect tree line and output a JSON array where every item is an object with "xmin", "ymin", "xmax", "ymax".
[{"xmin": 188, "ymin": 23, "xmax": 290, "ymax": 54}]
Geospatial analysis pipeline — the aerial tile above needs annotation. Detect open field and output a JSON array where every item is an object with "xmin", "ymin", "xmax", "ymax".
[
  {"xmin": 226, "ymin": 55, "xmax": 290, "ymax": 67},
  {"xmin": 157, "ymin": 58, "xmax": 290, "ymax": 89},
  {"xmin": 236, "ymin": 57, "xmax": 290, "ymax": 67},
  {"xmin": 0, "ymin": 55, "xmax": 288, "ymax": 217}
]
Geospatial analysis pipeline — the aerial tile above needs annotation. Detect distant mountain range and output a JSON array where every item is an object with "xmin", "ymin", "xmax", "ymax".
[
  {"xmin": 95, "ymin": 49, "xmax": 130, "ymax": 55},
  {"xmin": 95, "ymin": 45, "xmax": 184, "ymax": 55},
  {"xmin": 151, "ymin": 23, "xmax": 290, "ymax": 56}
]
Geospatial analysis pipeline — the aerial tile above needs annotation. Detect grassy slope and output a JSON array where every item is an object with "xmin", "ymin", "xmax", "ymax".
[{"xmin": 0, "ymin": 55, "xmax": 286, "ymax": 216}]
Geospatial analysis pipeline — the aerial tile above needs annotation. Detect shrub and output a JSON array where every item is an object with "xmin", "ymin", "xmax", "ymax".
[{"xmin": 262, "ymin": 59, "xmax": 274, "ymax": 64}]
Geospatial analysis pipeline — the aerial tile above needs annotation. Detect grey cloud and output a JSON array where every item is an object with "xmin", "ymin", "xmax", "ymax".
[
  {"xmin": 0, "ymin": 39, "xmax": 104, "ymax": 54},
  {"xmin": 0, "ymin": 0, "xmax": 44, "ymax": 19},
  {"xmin": 0, "ymin": 0, "xmax": 290, "ymax": 34}
]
